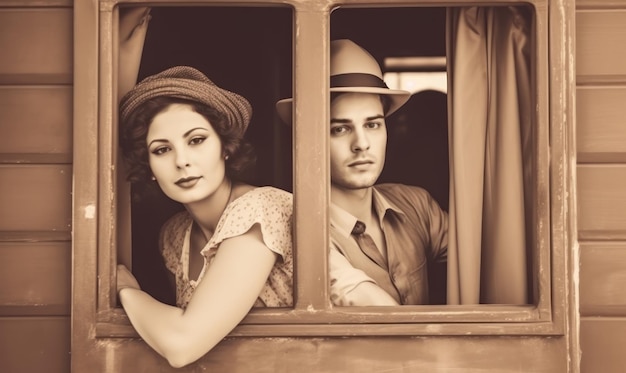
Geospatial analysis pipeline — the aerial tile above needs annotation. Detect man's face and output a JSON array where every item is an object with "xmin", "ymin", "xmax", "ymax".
[{"xmin": 329, "ymin": 92, "xmax": 387, "ymax": 191}]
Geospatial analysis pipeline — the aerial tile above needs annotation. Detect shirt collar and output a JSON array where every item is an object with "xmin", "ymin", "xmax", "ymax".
[{"xmin": 330, "ymin": 187, "xmax": 406, "ymax": 239}]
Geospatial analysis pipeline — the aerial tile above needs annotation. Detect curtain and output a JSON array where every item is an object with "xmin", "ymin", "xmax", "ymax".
[
  {"xmin": 446, "ymin": 6, "xmax": 532, "ymax": 304},
  {"xmin": 117, "ymin": 7, "xmax": 151, "ymax": 268},
  {"xmin": 118, "ymin": 7, "xmax": 151, "ymax": 100}
]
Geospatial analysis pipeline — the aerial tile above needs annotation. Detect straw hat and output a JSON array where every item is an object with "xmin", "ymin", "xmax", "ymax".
[
  {"xmin": 120, "ymin": 66, "xmax": 252, "ymax": 137},
  {"xmin": 275, "ymin": 39, "xmax": 411, "ymax": 124}
]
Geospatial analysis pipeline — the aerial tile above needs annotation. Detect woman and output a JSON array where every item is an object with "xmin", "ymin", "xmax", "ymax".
[{"xmin": 116, "ymin": 66, "xmax": 293, "ymax": 368}]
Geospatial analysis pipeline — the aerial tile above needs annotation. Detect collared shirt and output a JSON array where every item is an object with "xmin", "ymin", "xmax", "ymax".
[{"xmin": 329, "ymin": 184, "xmax": 448, "ymax": 305}]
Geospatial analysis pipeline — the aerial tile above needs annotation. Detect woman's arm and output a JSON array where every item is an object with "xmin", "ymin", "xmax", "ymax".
[{"xmin": 118, "ymin": 224, "xmax": 276, "ymax": 368}]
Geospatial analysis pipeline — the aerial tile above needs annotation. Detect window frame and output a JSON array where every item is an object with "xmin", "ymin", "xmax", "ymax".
[{"xmin": 73, "ymin": 0, "xmax": 575, "ymax": 340}]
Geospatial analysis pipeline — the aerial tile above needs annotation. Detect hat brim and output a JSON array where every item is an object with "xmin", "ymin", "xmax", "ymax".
[{"xmin": 276, "ymin": 87, "xmax": 411, "ymax": 125}]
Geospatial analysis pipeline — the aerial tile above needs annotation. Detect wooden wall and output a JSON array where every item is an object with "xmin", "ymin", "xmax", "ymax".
[
  {"xmin": 5, "ymin": 0, "xmax": 626, "ymax": 371},
  {"xmin": 0, "ymin": 1, "xmax": 73, "ymax": 372},
  {"xmin": 576, "ymin": 0, "xmax": 626, "ymax": 372}
]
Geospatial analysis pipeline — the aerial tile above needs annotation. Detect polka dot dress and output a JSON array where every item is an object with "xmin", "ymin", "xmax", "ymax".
[{"xmin": 159, "ymin": 187, "xmax": 293, "ymax": 309}]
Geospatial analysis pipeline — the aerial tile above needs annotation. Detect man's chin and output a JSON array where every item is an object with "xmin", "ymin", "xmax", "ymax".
[{"xmin": 331, "ymin": 179, "xmax": 378, "ymax": 190}]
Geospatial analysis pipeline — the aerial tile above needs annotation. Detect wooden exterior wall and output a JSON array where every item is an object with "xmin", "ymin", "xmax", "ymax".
[
  {"xmin": 1, "ymin": 0, "xmax": 625, "ymax": 371},
  {"xmin": 576, "ymin": 0, "xmax": 626, "ymax": 372},
  {"xmin": 0, "ymin": 1, "xmax": 73, "ymax": 372}
]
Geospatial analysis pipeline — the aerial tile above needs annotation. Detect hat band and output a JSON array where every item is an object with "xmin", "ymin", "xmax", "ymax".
[{"xmin": 330, "ymin": 73, "xmax": 389, "ymax": 89}]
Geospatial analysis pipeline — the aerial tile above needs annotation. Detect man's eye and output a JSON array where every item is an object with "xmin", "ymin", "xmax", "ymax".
[
  {"xmin": 189, "ymin": 137, "xmax": 206, "ymax": 145},
  {"xmin": 331, "ymin": 126, "xmax": 348, "ymax": 135}
]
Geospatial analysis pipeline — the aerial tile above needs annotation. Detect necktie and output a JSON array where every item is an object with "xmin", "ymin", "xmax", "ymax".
[{"xmin": 351, "ymin": 220, "xmax": 388, "ymax": 269}]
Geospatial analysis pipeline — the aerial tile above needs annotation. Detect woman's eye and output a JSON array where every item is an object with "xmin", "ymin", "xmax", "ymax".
[
  {"xmin": 189, "ymin": 136, "xmax": 206, "ymax": 145},
  {"xmin": 152, "ymin": 146, "xmax": 170, "ymax": 155},
  {"xmin": 365, "ymin": 121, "xmax": 381, "ymax": 129}
]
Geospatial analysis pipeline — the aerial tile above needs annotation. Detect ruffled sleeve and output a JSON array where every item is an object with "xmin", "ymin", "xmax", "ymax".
[{"xmin": 203, "ymin": 187, "xmax": 293, "ymax": 261}]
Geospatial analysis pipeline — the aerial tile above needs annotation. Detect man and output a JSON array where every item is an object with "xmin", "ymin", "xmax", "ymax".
[{"xmin": 276, "ymin": 39, "xmax": 448, "ymax": 306}]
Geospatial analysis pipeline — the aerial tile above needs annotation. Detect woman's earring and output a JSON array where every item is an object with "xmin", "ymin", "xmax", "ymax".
[
  {"xmin": 151, "ymin": 176, "xmax": 156, "ymax": 181},
  {"xmin": 224, "ymin": 154, "xmax": 230, "ymax": 161}
]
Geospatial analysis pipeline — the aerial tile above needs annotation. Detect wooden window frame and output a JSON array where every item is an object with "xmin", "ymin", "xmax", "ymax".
[{"xmin": 72, "ymin": 0, "xmax": 577, "ymax": 341}]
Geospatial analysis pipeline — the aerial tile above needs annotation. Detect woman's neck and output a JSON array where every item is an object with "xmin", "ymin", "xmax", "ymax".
[{"xmin": 184, "ymin": 179, "xmax": 234, "ymax": 240}]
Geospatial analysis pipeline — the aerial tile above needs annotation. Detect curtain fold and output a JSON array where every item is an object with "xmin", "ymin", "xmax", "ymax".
[
  {"xmin": 446, "ymin": 6, "xmax": 532, "ymax": 304},
  {"xmin": 118, "ymin": 7, "xmax": 151, "ymax": 100}
]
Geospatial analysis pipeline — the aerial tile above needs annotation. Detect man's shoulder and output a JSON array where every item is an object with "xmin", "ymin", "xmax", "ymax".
[{"xmin": 373, "ymin": 183, "xmax": 436, "ymax": 211}]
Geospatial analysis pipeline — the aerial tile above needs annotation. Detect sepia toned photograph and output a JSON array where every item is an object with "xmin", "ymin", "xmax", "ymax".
[{"xmin": 0, "ymin": 0, "xmax": 621, "ymax": 372}]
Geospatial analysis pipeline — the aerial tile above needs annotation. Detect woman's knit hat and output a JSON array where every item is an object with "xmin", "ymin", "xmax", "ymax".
[{"xmin": 120, "ymin": 66, "xmax": 252, "ymax": 136}]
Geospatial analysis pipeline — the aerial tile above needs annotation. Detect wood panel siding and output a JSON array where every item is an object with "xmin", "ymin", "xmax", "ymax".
[
  {"xmin": 576, "ymin": 86, "xmax": 626, "ymax": 163},
  {"xmin": 577, "ymin": 165, "xmax": 626, "ymax": 240},
  {"xmin": 0, "ymin": 165, "xmax": 72, "ymax": 232},
  {"xmin": 0, "ymin": 4, "xmax": 73, "ymax": 373},
  {"xmin": 576, "ymin": 10, "xmax": 626, "ymax": 84},
  {"xmin": 0, "ymin": 8, "xmax": 72, "ymax": 84},
  {"xmin": 580, "ymin": 242, "xmax": 626, "ymax": 315},
  {"xmin": 0, "ymin": 86, "xmax": 72, "ymax": 163},
  {"xmin": 0, "ymin": 317, "xmax": 70, "ymax": 373},
  {"xmin": 577, "ymin": 2, "xmax": 626, "ymax": 372},
  {"xmin": 0, "ymin": 242, "xmax": 71, "ymax": 315},
  {"xmin": 580, "ymin": 318, "xmax": 626, "ymax": 373}
]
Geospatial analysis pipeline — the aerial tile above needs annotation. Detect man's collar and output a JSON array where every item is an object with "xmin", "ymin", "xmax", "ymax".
[
  {"xmin": 330, "ymin": 186, "xmax": 406, "ymax": 238},
  {"xmin": 371, "ymin": 187, "xmax": 407, "ymax": 225}
]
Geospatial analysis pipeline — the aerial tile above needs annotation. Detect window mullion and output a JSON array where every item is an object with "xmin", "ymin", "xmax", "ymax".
[{"xmin": 292, "ymin": 5, "xmax": 330, "ymax": 311}]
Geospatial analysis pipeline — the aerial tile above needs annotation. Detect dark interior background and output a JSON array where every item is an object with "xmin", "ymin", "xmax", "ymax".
[{"xmin": 129, "ymin": 6, "xmax": 448, "ymax": 305}]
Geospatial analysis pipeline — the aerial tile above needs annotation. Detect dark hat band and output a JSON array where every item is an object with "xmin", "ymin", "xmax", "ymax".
[{"xmin": 330, "ymin": 73, "xmax": 389, "ymax": 89}]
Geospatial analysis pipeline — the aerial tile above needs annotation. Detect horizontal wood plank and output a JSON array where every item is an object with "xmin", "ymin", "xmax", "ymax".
[
  {"xmin": 78, "ymin": 335, "xmax": 567, "ymax": 373},
  {"xmin": 577, "ymin": 86, "xmax": 626, "ymax": 163},
  {"xmin": 577, "ymin": 0, "xmax": 626, "ymax": 9},
  {"xmin": 0, "ymin": 317, "xmax": 70, "ymax": 373},
  {"xmin": 576, "ymin": 10, "xmax": 626, "ymax": 81},
  {"xmin": 577, "ymin": 165, "xmax": 626, "ymax": 239},
  {"xmin": 0, "ymin": 87, "xmax": 72, "ymax": 157},
  {"xmin": 0, "ymin": 165, "xmax": 72, "ymax": 232},
  {"xmin": 0, "ymin": 1, "xmax": 71, "ymax": 6},
  {"xmin": 0, "ymin": 242, "xmax": 70, "ymax": 314},
  {"xmin": 0, "ymin": 9, "xmax": 72, "ymax": 84},
  {"xmin": 580, "ymin": 242, "xmax": 626, "ymax": 316},
  {"xmin": 581, "ymin": 317, "xmax": 626, "ymax": 373}
]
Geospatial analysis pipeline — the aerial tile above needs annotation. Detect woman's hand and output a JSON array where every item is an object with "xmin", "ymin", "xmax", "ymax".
[{"xmin": 117, "ymin": 264, "xmax": 141, "ymax": 294}]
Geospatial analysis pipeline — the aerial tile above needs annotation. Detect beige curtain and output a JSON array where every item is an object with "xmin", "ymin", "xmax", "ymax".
[
  {"xmin": 117, "ymin": 7, "xmax": 151, "ymax": 268},
  {"xmin": 446, "ymin": 6, "xmax": 532, "ymax": 304},
  {"xmin": 118, "ymin": 7, "xmax": 151, "ymax": 100}
]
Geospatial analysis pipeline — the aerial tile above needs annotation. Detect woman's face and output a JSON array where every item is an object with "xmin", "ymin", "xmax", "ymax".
[{"xmin": 146, "ymin": 103, "xmax": 227, "ymax": 205}]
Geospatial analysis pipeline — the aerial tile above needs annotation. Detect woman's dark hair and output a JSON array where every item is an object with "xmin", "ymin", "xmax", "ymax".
[{"xmin": 119, "ymin": 96, "xmax": 256, "ymax": 187}]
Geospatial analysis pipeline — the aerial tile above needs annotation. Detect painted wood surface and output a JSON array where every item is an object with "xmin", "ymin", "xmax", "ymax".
[
  {"xmin": 577, "ymin": 165, "xmax": 626, "ymax": 239},
  {"xmin": 0, "ymin": 242, "xmax": 71, "ymax": 315},
  {"xmin": 0, "ymin": 165, "xmax": 72, "ymax": 232},
  {"xmin": 0, "ymin": 8, "xmax": 72, "ymax": 84},
  {"xmin": 0, "ymin": 86, "xmax": 72, "ymax": 160},
  {"xmin": 580, "ymin": 318, "xmax": 626, "ymax": 373},
  {"xmin": 576, "ymin": 9, "xmax": 626, "ymax": 82},
  {"xmin": 576, "ymin": 2, "xmax": 626, "ymax": 372},
  {"xmin": 0, "ymin": 317, "xmax": 70, "ymax": 373},
  {"xmin": 580, "ymin": 242, "xmax": 626, "ymax": 316},
  {"xmin": 0, "ymin": 5, "xmax": 73, "ymax": 373},
  {"xmin": 74, "ymin": 335, "xmax": 567, "ymax": 373},
  {"xmin": 576, "ymin": 86, "xmax": 626, "ymax": 163}
]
